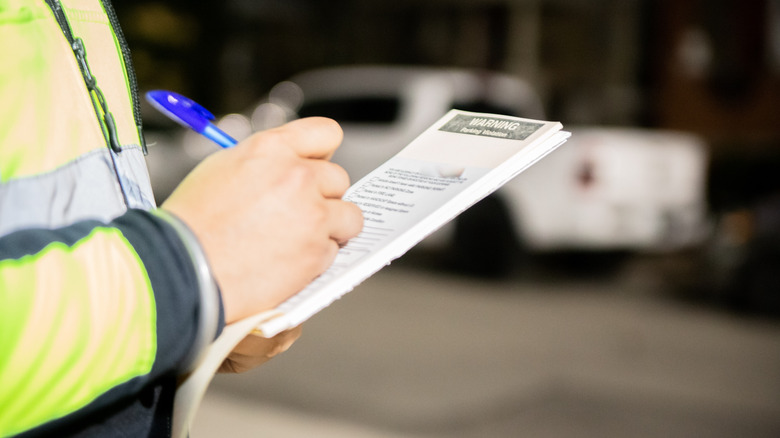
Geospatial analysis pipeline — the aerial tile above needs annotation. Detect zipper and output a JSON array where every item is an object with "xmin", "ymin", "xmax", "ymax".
[
  {"xmin": 101, "ymin": 0, "xmax": 148, "ymax": 155},
  {"xmin": 44, "ymin": 0, "xmax": 122, "ymax": 154},
  {"xmin": 44, "ymin": 0, "xmax": 131, "ymax": 208}
]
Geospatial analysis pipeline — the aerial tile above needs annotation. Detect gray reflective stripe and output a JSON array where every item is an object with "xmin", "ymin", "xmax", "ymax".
[
  {"xmin": 0, "ymin": 145, "xmax": 155, "ymax": 237},
  {"xmin": 113, "ymin": 145, "xmax": 156, "ymax": 211}
]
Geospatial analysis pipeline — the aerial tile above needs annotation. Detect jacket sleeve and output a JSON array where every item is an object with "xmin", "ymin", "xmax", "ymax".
[{"xmin": 0, "ymin": 208, "xmax": 223, "ymax": 437}]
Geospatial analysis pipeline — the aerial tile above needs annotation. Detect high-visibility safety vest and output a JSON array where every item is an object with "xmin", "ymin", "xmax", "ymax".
[{"xmin": 0, "ymin": 1, "xmax": 221, "ymax": 436}]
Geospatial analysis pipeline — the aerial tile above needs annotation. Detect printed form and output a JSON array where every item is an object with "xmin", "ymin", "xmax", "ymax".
[{"xmin": 173, "ymin": 110, "xmax": 570, "ymax": 437}]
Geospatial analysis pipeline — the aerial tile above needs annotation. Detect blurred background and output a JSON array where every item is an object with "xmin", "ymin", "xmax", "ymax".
[{"xmin": 114, "ymin": 0, "xmax": 780, "ymax": 436}]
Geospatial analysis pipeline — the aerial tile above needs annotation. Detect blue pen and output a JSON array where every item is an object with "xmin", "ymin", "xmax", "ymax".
[{"xmin": 145, "ymin": 90, "xmax": 238, "ymax": 148}]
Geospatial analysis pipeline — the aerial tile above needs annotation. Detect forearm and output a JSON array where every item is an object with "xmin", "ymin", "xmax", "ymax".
[{"xmin": 0, "ymin": 209, "xmax": 222, "ymax": 436}]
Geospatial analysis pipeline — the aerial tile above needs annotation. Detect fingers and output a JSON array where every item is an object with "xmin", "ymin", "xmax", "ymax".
[
  {"xmin": 264, "ymin": 117, "xmax": 344, "ymax": 160},
  {"xmin": 307, "ymin": 159, "xmax": 351, "ymax": 198},
  {"xmin": 256, "ymin": 324, "xmax": 303, "ymax": 354},
  {"xmin": 218, "ymin": 326, "xmax": 303, "ymax": 373},
  {"xmin": 327, "ymin": 199, "xmax": 364, "ymax": 244},
  {"xmin": 236, "ymin": 325, "xmax": 302, "ymax": 357},
  {"xmin": 245, "ymin": 118, "xmax": 350, "ymax": 198}
]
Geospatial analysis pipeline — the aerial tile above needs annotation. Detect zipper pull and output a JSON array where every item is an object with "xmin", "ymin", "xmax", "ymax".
[
  {"xmin": 72, "ymin": 38, "xmax": 122, "ymax": 153},
  {"xmin": 71, "ymin": 38, "xmax": 96, "ymax": 90},
  {"xmin": 103, "ymin": 112, "xmax": 121, "ymax": 153}
]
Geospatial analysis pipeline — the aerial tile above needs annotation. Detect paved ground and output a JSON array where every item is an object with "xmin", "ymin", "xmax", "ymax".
[{"xmin": 191, "ymin": 253, "xmax": 780, "ymax": 438}]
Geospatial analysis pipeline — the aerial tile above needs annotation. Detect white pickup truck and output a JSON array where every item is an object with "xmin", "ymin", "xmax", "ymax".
[{"xmin": 150, "ymin": 65, "xmax": 710, "ymax": 274}]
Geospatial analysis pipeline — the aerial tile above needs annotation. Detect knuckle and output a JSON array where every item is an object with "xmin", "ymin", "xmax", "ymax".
[
  {"xmin": 245, "ymin": 130, "xmax": 288, "ymax": 157},
  {"xmin": 259, "ymin": 126, "xmax": 288, "ymax": 144},
  {"xmin": 286, "ymin": 162, "xmax": 317, "ymax": 188},
  {"xmin": 348, "ymin": 202, "xmax": 364, "ymax": 230},
  {"xmin": 310, "ymin": 199, "xmax": 330, "ymax": 226},
  {"xmin": 331, "ymin": 164, "xmax": 351, "ymax": 189}
]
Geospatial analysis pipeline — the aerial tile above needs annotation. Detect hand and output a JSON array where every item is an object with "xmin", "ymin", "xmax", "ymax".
[
  {"xmin": 161, "ymin": 117, "xmax": 363, "ymax": 323},
  {"xmin": 218, "ymin": 325, "xmax": 303, "ymax": 373}
]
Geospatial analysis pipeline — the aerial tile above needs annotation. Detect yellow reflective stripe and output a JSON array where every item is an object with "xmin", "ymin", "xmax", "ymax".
[
  {"xmin": 0, "ymin": 0, "xmax": 139, "ymax": 182},
  {"xmin": 0, "ymin": 227, "xmax": 157, "ymax": 436},
  {"xmin": 0, "ymin": 1, "xmax": 105, "ymax": 182}
]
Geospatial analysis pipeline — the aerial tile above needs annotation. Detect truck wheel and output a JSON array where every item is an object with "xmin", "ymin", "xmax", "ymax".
[{"xmin": 452, "ymin": 194, "xmax": 521, "ymax": 277}]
